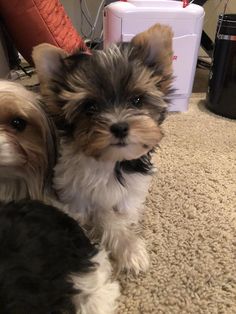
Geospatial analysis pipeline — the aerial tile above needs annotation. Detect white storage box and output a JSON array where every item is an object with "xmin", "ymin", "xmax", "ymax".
[{"xmin": 103, "ymin": 0, "xmax": 205, "ymax": 111}]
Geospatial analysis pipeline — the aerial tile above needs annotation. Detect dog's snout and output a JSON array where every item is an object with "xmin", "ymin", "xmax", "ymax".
[{"xmin": 110, "ymin": 122, "xmax": 129, "ymax": 139}]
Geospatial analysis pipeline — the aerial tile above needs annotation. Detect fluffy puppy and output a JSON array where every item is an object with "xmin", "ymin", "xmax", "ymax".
[
  {"xmin": 0, "ymin": 200, "xmax": 120, "ymax": 314},
  {"xmin": 0, "ymin": 81, "xmax": 57, "ymax": 202},
  {"xmin": 33, "ymin": 24, "xmax": 174, "ymax": 274}
]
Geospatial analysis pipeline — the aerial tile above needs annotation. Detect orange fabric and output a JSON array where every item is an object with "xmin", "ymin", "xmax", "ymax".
[{"xmin": 0, "ymin": 0, "xmax": 86, "ymax": 65}]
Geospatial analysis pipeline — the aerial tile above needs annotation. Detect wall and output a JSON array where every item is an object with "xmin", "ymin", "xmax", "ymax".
[{"xmin": 60, "ymin": 0, "xmax": 102, "ymax": 40}]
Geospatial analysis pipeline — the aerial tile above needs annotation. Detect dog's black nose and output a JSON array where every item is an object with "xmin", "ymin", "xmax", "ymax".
[{"xmin": 110, "ymin": 122, "xmax": 129, "ymax": 138}]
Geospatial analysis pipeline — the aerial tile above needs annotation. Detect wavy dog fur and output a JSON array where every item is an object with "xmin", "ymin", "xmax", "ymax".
[
  {"xmin": 33, "ymin": 24, "xmax": 174, "ymax": 274},
  {"xmin": 0, "ymin": 81, "xmax": 57, "ymax": 202}
]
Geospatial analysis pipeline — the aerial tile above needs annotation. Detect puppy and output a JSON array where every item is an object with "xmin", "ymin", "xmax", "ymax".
[
  {"xmin": 0, "ymin": 200, "xmax": 120, "ymax": 314},
  {"xmin": 33, "ymin": 24, "xmax": 174, "ymax": 274},
  {"xmin": 0, "ymin": 81, "xmax": 57, "ymax": 202}
]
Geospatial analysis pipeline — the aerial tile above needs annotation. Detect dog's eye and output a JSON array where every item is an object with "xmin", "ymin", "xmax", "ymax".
[
  {"xmin": 131, "ymin": 96, "xmax": 142, "ymax": 107},
  {"xmin": 11, "ymin": 118, "xmax": 27, "ymax": 132},
  {"xmin": 85, "ymin": 102, "xmax": 98, "ymax": 115}
]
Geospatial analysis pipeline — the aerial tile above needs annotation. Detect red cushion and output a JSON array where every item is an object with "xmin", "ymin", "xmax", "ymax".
[{"xmin": 0, "ymin": 0, "xmax": 86, "ymax": 65}]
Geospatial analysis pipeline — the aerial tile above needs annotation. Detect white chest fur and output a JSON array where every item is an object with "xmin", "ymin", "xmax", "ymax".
[{"xmin": 54, "ymin": 146, "xmax": 151, "ymax": 220}]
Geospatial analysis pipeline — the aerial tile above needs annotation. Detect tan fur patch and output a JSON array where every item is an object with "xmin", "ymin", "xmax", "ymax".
[
  {"xmin": 129, "ymin": 115, "xmax": 163, "ymax": 147},
  {"xmin": 131, "ymin": 67, "xmax": 164, "ymax": 98},
  {"xmin": 0, "ymin": 94, "xmax": 47, "ymax": 162},
  {"xmin": 72, "ymin": 120, "xmax": 112, "ymax": 158},
  {"xmin": 131, "ymin": 23, "xmax": 174, "ymax": 94},
  {"xmin": 0, "ymin": 81, "xmax": 57, "ymax": 201},
  {"xmin": 32, "ymin": 43, "xmax": 67, "ymax": 96},
  {"xmin": 70, "ymin": 111, "xmax": 162, "ymax": 160}
]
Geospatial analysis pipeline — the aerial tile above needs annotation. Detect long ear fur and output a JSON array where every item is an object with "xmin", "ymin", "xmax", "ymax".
[
  {"xmin": 32, "ymin": 44, "xmax": 92, "ymax": 129},
  {"xmin": 130, "ymin": 24, "xmax": 174, "ymax": 95},
  {"xmin": 32, "ymin": 44, "xmax": 68, "ymax": 95}
]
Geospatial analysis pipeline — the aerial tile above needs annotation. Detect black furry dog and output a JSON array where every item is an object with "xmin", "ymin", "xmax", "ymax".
[{"xmin": 0, "ymin": 200, "xmax": 119, "ymax": 314}]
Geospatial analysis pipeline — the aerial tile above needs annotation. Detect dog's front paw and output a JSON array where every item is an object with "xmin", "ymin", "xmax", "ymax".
[{"xmin": 116, "ymin": 237, "xmax": 149, "ymax": 275}]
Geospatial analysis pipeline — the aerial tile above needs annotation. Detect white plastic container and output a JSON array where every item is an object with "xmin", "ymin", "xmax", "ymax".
[{"xmin": 103, "ymin": 0, "xmax": 205, "ymax": 111}]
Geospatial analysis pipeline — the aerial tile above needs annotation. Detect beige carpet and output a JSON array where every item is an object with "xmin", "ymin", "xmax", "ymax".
[{"xmin": 118, "ymin": 94, "xmax": 236, "ymax": 314}]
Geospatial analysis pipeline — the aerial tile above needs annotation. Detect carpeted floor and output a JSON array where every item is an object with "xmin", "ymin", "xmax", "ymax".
[
  {"xmin": 118, "ymin": 94, "xmax": 236, "ymax": 314},
  {"xmin": 17, "ymin": 72, "xmax": 236, "ymax": 313}
]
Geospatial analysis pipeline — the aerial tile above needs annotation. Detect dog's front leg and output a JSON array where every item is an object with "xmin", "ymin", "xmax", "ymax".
[{"xmin": 89, "ymin": 206, "xmax": 149, "ymax": 275}]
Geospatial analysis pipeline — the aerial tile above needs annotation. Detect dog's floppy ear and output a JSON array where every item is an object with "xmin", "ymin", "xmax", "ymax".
[
  {"xmin": 32, "ymin": 44, "xmax": 67, "ymax": 94},
  {"xmin": 130, "ymin": 24, "xmax": 174, "ymax": 95}
]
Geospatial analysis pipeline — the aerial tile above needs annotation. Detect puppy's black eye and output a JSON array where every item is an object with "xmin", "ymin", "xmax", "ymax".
[
  {"xmin": 131, "ymin": 96, "xmax": 142, "ymax": 107},
  {"xmin": 85, "ymin": 102, "xmax": 98, "ymax": 115},
  {"xmin": 11, "ymin": 118, "xmax": 27, "ymax": 132}
]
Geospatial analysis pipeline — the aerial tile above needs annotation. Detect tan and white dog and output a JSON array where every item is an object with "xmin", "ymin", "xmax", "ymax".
[{"xmin": 0, "ymin": 80, "xmax": 57, "ymax": 202}]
